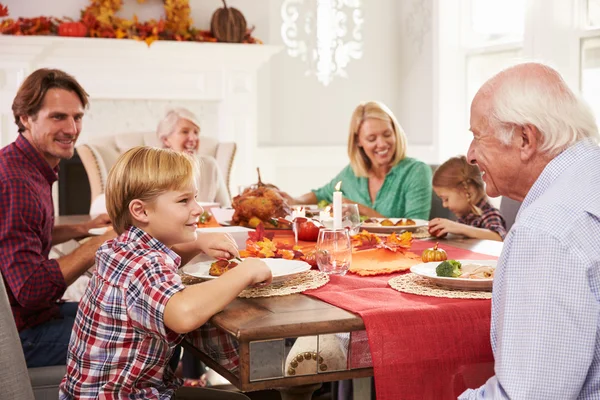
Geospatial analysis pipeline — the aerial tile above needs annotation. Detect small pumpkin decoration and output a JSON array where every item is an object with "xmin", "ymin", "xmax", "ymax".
[
  {"xmin": 210, "ymin": 0, "xmax": 247, "ymax": 43},
  {"xmin": 421, "ymin": 242, "xmax": 448, "ymax": 263},
  {"xmin": 58, "ymin": 21, "xmax": 88, "ymax": 37}
]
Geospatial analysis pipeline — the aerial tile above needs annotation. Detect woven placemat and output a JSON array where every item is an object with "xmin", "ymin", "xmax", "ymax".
[
  {"xmin": 181, "ymin": 270, "xmax": 330, "ymax": 298},
  {"xmin": 411, "ymin": 227, "xmax": 433, "ymax": 239},
  {"xmin": 388, "ymin": 273, "xmax": 492, "ymax": 299}
]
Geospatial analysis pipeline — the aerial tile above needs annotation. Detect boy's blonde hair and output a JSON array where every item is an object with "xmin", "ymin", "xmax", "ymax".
[
  {"xmin": 347, "ymin": 101, "xmax": 407, "ymax": 177},
  {"xmin": 106, "ymin": 146, "xmax": 197, "ymax": 234}
]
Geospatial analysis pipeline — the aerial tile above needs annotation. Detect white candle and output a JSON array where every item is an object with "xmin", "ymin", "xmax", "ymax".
[
  {"xmin": 333, "ymin": 181, "xmax": 342, "ymax": 230},
  {"xmin": 294, "ymin": 206, "xmax": 305, "ymax": 219}
]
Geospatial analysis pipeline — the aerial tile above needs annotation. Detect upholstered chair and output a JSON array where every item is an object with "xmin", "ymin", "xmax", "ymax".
[
  {"xmin": 77, "ymin": 132, "xmax": 236, "ymax": 213},
  {"xmin": 0, "ymin": 273, "xmax": 65, "ymax": 400}
]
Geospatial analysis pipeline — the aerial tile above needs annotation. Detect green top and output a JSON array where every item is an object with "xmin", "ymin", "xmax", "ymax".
[{"xmin": 312, "ymin": 157, "xmax": 432, "ymax": 219}]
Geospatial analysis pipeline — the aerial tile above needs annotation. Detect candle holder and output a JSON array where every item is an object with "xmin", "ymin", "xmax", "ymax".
[{"xmin": 315, "ymin": 229, "xmax": 352, "ymax": 276}]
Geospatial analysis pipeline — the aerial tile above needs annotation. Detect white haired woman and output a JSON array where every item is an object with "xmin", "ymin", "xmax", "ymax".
[{"xmin": 157, "ymin": 108, "xmax": 231, "ymax": 208}]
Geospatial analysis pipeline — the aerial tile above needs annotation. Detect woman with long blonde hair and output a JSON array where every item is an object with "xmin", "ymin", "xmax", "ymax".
[{"xmin": 282, "ymin": 101, "xmax": 432, "ymax": 218}]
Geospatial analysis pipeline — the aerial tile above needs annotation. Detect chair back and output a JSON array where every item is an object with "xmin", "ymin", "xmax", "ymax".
[
  {"xmin": 429, "ymin": 165, "xmax": 457, "ymax": 221},
  {"xmin": 77, "ymin": 132, "xmax": 236, "ymax": 211},
  {"xmin": 499, "ymin": 196, "xmax": 522, "ymax": 231},
  {"xmin": 0, "ymin": 273, "xmax": 36, "ymax": 400}
]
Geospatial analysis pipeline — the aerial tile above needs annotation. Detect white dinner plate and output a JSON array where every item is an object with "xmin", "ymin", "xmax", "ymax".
[
  {"xmin": 88, "ymin": 227, "xmax": 109, "ymax": 236},
  {"xmin": 361, "ymin": 218, "xmax": 428, "ymax": 233},
  {"xmin": 182, "ymin": 257, "xmax": 311, "ymax": 285},
  {"xmin": 410, "ymin": 260, "xmax": 497, "ymax": 291}
]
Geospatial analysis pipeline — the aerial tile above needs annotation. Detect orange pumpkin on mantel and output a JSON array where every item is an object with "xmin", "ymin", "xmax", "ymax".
[
  {"xmin": 58, "ymin": 21, "xmax": 87, "ymax": 37},
  {"xmin": 421, "ymin": 243, "xmax": 448, "ymax": 263},
  {"xmin": 210, "ymin": 0, "xmax": 247, "ymax": 43}
]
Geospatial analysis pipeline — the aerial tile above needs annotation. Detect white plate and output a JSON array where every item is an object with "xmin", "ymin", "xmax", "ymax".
[
  {"xmin": 182, "ymin": 257, "xmax": 311, "ymax": 285},
  {"xmin": 361, "ymin": 218, "xmax": 428, "ymax": 233},
  {"xmin": 410, "ymin": 260, "xmax": 497, "ymax": 291},
  {"xmin": 88, "ymin": 227, "xmax": 109, "ymax": 236}
]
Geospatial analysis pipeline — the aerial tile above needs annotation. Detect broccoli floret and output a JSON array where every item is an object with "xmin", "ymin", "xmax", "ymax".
[{"xmin": 436, "ymin": 260, "xmax": 462, "ymax": 277}]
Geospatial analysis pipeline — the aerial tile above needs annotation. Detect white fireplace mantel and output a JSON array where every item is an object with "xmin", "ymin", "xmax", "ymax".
[{"xmin": 0, "ymin": 35, "xmax": 282, "ymax": 199}]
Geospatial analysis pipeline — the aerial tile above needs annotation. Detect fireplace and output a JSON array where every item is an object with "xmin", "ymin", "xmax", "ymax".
[{"xmin": 0, "ymin": 36, "xmax": 281, "ymax": 215}]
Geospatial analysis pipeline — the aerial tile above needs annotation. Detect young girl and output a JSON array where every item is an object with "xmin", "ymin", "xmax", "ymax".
[{"xmin": 428, "ymin": 156, "xmax": 507, "ymax": 241}]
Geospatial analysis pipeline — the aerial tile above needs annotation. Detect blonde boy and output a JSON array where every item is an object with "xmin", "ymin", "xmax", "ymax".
[{"xmin": 59, "ymin": 147, "xmax": 271, "ymax": 399}]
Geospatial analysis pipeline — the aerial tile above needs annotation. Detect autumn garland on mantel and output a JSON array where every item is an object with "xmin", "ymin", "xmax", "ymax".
[{"xmin": 0, "ymin": 0, "xmax": 261, "ymax": 46}]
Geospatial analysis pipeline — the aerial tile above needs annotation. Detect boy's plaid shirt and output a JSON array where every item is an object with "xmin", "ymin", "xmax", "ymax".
[
  {"xmin": 60, "ymin": 226, "xmax": 239, "ymax": 399},
  {"xmin": 458, "ymin": 198, "xmax": 508, "ymax": 239}
]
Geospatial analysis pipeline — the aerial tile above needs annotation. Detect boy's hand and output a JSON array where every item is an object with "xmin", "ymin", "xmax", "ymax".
[
  {"xmin": 198, "ymin": 232, "xmax": 240, "ymax": 259},
  {"xmin": 238, "ymin": 258, "xmax": 273, "ymax": 286}
]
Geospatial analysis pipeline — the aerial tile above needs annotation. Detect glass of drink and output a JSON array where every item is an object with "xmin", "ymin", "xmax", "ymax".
[{"xmin": 315, "ymin": 229, "xmax": 352, "ymax": 276}]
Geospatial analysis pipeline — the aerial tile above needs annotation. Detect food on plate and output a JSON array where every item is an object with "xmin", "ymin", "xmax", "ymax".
[
  {"xmin": 435, "ymin": 259, "xmax": 495, "ymax": 279},
  {"xmin": 363, "ymin": 218, "xmax": 418, "ymax": 227},
  {"xmin": 460, "ymin": 263, "xmax": 495, "ymax": 279},
  {"xmin": 197, "ymin": 211, "xmax": 212, "ymax": 226},
  {"xmin": 317, "ymin": 199, "xmax": 330, "ymax": 209},
  {"xmin": 232, "ymin": 168, "xmax": 292, "ymax": 228},
  {"xmin": 421, "ymin": 242, "xmax": 447, "ymax": 262},
  {"xmin": 295, "ymin": 217, "xmax": 323, "ymax": 242},
  {"xmin": 435, "ymin": 260, "xmax": 462, "ymax": 278},
  {"xmin": 209, "ymin": 258, "xmax": 240, "ymax": 276}
]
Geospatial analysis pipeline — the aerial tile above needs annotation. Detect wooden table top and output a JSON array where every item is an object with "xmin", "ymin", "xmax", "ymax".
[{"xmin": 208, "ymin": 237, "xmax": 502, "ymax": 342}]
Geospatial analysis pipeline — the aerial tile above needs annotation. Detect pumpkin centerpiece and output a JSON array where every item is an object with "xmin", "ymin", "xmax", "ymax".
[
  {"xmin": 210, "ymin": 0, "xmax": 247, "ymax": 43},
  {"xmin": 421, "ymin": 242, "xmax": 448, "ymax": 263}
]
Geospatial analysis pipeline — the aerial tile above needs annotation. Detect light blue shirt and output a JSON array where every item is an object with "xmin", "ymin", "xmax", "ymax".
[{"xmin": 460, "ymin": 139, "xmax": 600, "ymax": 400}]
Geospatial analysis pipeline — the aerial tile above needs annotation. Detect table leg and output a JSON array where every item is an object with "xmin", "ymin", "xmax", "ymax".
[{"xmin": 278, "ymin": 383, "xmax": 322, "ymax": 400}]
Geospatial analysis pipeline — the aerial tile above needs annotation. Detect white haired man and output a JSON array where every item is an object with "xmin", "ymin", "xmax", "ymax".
[{"xmin": 459, "ymin": 63, "xmax": 600, "ymax": 399}]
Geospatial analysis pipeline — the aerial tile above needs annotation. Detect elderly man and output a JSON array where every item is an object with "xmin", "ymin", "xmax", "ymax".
[
  {"xmin": 0, "ymin": 68, "xmax": 114, "ymax": 368},
  {"xmin": 459, "ymin": 63, "xmax": 600, "ymax": 399}
]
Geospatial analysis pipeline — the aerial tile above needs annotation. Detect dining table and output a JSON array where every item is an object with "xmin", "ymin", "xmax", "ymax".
[
  {"xmin": 57, "ymin": 214, "xmax": 503, "ymax": 400},
  {"xmin": 184, "ymin": 222, "xmax": 503, "ymax": 400}
]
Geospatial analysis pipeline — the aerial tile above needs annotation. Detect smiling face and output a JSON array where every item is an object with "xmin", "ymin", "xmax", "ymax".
[
  {"xmin": 20, "ymin": 88, "xmax": 84, "ymax": 168},
  {"xmin": 144, "ymin": 183, "xmax": 204, "ymax": 247},
  {"xmin": 356, "ymin": 118, "xmax": 397, "ymax": 169},
  {"xmin": 467, "ymin": 95, "xmax": 521, "ymax": 199},
  {"xmin": 162, "ymin": 118, "xmax": 200, "ymax": 155}
]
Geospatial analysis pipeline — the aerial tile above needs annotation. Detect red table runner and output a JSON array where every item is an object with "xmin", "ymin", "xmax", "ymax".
[{"xmin": 305, "ymin": 240, "xmax": 498, "ymax": 400}]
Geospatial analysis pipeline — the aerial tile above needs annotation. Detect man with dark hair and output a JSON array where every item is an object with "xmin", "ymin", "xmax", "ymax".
[{"xmin": 0, "ymin": 68, "xmax": 115, "ymax": 367}]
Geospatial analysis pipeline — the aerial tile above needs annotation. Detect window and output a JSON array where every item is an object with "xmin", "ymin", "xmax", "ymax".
[{"xmin": 463, "ymin": 0, "xmax": 526, "ymax": 118}]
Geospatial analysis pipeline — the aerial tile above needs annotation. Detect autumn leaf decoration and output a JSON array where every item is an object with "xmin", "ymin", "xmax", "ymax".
[
  {"xmin": 247, "ymin": 222, "xmax": 274, "ymax": 242},
  {"xmin": 0, "ymin": 3, "xmax": 9, "ymax": 18},
  {"xmin": 351, "ymin": 230, "xmax": 413, "ymax": 253},
  {"xmin": 240, "ymin": 222, "xmax": 307, "ymax": 262}
]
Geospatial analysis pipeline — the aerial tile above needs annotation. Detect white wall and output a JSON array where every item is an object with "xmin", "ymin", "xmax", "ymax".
[{"xmin": 2, "ymin": 0, "xmax": 436, "ymax": 198}]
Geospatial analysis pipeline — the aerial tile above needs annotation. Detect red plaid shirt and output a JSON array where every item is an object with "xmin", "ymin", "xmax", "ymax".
[
  {"xmin": 60, "ymin": 226, "xmax": 239, "ymax": 399},
  {"xmin": 0, "ymin": 135, "xmax": 65, "ymax": 331},
  {"xmin": 458, "ymin": 198, "xmax": 507, "ymax": 239}
]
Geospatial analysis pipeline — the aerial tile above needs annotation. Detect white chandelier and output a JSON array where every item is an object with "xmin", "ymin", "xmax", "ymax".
[{"xmin": 281, "ymin": 0, "xmax": 364, "ymax": 86}]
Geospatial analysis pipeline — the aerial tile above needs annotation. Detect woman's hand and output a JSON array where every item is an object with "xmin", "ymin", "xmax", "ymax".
[
  {"xmin": 342, "ymin": 197, "xmax": 383, "ymax": 218},
  {"xmin": 428, "ymin": 218, "xmax": 463, "ymax": 237},
  {"xmin": 278, "ymin": 190, "xmax": 296, "ymax": 204},
  {"xmin": 197, "ymin": 232, "xmax": 240, "ymax": 259}
]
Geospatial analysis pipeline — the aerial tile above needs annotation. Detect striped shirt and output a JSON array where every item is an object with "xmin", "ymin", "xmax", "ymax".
[
  {"xmin": 459, "ymin": 138, "xmax": 600, "ymax": 399},
  {"xmin": 458, "ymin": 198, "xmax": 507, "ymax": 239}
]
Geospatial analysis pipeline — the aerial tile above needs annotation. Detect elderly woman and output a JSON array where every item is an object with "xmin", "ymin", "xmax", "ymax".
[
  {"xmin": 283, "ymin": 101, "xmax": 432, "ymax": 219},
  {"xmin": 157, "ymin": 108, "xmax": 231, "ymax": 208}
]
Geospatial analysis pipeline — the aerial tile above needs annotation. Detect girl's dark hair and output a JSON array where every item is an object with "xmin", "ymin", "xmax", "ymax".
[
  {"xmin": 12, "ymin": 68, "xmax": 89, "ymax": 134},
  {"xmin": 433, "ymin": 156, "xmax": 485, "ymax": 215}
]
